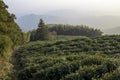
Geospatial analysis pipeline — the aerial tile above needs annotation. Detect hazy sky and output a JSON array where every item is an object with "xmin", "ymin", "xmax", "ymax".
[{"xmin": 4, "ymin": 0, "xmax": 120, "ymax": 17}]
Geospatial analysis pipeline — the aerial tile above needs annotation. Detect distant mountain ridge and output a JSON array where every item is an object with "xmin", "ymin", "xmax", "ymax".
[
  {"xmin": 103, "ymin": 27, "xmax": 120, "ymax": 34},
  {"xmin": 16, "ymin": 10, "xmax": 120, "ymax": 33},
  {"xmin": 16, "ymin": 14, "xmax": 59, "ymax": 31}
]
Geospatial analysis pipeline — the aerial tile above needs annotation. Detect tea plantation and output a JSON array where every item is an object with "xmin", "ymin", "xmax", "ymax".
[{"xmin": 13, "ymin": 35, "xmax": 120, "ymax": 80}]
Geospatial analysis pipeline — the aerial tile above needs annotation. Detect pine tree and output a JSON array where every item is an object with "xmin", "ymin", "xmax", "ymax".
[{"xmin": 35, "ymin": 19, "xmax": 52, "ymax": 40}]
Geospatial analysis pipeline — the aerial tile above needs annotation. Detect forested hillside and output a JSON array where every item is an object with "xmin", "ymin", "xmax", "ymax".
[
  {"xmin": 1, "ymin": 0, "xmax": 120, "ymax": 80},
  {"xmin": 13, "ymin": 35, "xmax": 120, "ymax": 80},
  {"xmin": 30, "ymin": 24, "xmax": 103, "ymax": 41},
  {"xmin": 0, "ymin": 0, "xmax": 23, "ymax": 79}
]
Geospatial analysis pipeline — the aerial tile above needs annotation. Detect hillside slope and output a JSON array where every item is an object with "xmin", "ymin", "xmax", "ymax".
[
  {"xmin": 13, "ymin": 35, "xmax": 120, "ymax": 80},
  {"xmin": 0, "ymin": 0, "xmax": 23, "ymax": 79}
]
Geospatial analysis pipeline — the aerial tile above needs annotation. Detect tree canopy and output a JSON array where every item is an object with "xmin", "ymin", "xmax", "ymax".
[
  {"xmin": 0, "ymin": 0, "xmax": 23, "ymax": 49},
  {"xmin": 0, "ymin": 0, "xmax": 24, "ymax": 79},
  {"xmin": 48, "ymin": 24, "xmax": 103, "ymax": 37},
  {"xmin": 30, "ymin": 19, "xmax": 53, "ymax": 41}
]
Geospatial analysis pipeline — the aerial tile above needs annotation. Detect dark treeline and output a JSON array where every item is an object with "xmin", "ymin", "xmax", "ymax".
[
  {"xmin": 48, "ymin": 24, "xmax": 103, "ymax": 37},
  {"xmin": 30, "ymin": 23, "xmax": 103, "ymax": 41}
]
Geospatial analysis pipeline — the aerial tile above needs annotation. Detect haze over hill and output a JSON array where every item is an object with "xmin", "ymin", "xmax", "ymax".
[
  {"xmin": 4, "ymin": 0, "xmax": 120, "ymax": 34},
  {"xmin": 103, "ymin": 27, "xmax": 120, "ymax": 34},
  {"xmin": 16, "ymin": 10, "xmax": 120, "ymax": 33}
]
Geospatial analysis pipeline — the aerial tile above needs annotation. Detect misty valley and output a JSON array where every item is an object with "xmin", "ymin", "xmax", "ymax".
[{"xmin": 1, "ymin": 0, "xmax": 120, "ymax": 80}]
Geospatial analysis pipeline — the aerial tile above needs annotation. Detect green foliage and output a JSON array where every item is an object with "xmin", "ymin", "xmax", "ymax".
[
  {"xmin": 22, "ymin": 32, "xmax": 30, "ymax": 43},
  {"xmin": 0, "ymin": 2, "xmax": 23, "ymax": 48},
  {"xmin": 48, "ymin": 24, "xmax": 103, "ymax": 37},
  {"xmin": 0, "ymin": 34, "xmax": 12, "ymax": 58},
  {"xmin": 31, "ymin": 19, "xmax": 54, "ymax": 41},
  {"xmin": 102, "ymin": 70, "xmax": 120, "ymax": 80},
  {"xmin": 13, "ymin": 35, "xmax": 120, "ymax": 80},
  {"xmin": 0, "ymin": 0, "xmax": 24, "ymax": 79},
  {"xmin": 0, "ymin": 0, "xmax": 24, "ymax": 53},
  {"xmin": 30, "ymin": 29, "xmax": 36, "ymax": 41},
  {"xmin": 30, "ymin": 24, "xmax": 103, "ymax": 41}
]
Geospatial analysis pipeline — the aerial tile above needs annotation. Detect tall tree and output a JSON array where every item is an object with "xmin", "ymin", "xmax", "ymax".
[{"xmin": 35, "ymin": 19, "xmax": 52, "ymax": 40}]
